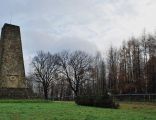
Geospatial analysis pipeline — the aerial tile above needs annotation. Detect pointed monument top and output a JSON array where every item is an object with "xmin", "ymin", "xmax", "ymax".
[{"xmin": 3, "ymin": 23, "xmax": 20, "ymax": 29}]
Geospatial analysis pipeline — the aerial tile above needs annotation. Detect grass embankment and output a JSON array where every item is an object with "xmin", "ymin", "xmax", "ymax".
[{"xmin": 0, "ymin": 100, "xmax": 155, "ymax": 120}]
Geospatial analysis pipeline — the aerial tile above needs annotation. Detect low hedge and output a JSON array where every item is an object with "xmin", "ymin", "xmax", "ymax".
[{"xmin": 75, "ymin": 94, "xmax": 119, "ymax": 109}]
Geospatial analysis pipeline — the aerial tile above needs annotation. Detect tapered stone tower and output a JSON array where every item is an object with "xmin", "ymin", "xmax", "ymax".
[{"xmin": 0, "ymin": 23, "xmax": 30, "ymax": 98}]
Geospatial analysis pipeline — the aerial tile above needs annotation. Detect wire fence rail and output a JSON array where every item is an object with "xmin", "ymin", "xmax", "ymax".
[
  {"xmin": 113, "ymin": 94, "xmax": 156, "ymax": 102},
  {"xmin": 48, "ymin": 94, "xmax": 156, "ymax": 102}
]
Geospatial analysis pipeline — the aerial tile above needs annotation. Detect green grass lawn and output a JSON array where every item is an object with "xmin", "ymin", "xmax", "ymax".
[{"xmin": 0, "ymin": 100, "xmax": 155, "ymax": 120}]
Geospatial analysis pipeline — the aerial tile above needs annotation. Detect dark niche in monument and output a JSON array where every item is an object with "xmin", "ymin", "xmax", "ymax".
[{"xmin": 0, "ymin": 23, "xmax": 32, "ymax": 98}]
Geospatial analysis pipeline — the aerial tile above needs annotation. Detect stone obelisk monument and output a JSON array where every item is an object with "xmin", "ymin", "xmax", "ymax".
[{"xmin": 0, "ymin": 23, "xmax": 28, "ymax": 98}]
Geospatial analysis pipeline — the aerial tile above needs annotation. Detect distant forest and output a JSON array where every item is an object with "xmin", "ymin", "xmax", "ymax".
[{"xmin": 27, "ymin": 31, "xmax": 156, "ymax": 99}]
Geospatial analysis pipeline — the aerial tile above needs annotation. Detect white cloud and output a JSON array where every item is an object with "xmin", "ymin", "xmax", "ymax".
[{"xmin": 1, "ymin": 0, "xmax": 156, "ymax": 74}]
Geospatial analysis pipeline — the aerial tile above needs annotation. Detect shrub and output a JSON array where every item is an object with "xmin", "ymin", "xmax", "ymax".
[{"xmin": 75, "ymin": 93, "xmax": 119, "ymax": 109}]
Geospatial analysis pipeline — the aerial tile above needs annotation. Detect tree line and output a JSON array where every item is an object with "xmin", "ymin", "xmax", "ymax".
[
  {"xmin": 27, "ymin": 31, "xmax": 156, "ymax": 99},
  {"xmin": 108, "ymin": 32, "xmax": 156, "ymax": 94}
]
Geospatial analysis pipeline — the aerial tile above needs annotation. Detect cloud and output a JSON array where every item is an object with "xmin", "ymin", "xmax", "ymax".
[{"xmin": 1, "ymin": 0, "xmax": 156, "ymax": 74}]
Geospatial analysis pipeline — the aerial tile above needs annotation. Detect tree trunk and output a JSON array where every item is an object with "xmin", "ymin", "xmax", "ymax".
[{"xmin": 43, "ymin": 86, "xmax": 48, "ymax": 99}]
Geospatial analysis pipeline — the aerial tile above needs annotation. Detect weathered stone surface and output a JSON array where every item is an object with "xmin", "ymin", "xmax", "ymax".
[
  {"xmin": 0, "ymin": 23, "xmax": 34, "ymax": 99},
  {"xmin": 0, "ymin": 23, "xmax": 25, "ymax": 88}
]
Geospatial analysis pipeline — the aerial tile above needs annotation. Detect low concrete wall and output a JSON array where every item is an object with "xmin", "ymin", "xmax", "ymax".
[{"xmin": 0, "ymin": 88, "xmax": 35, "ymax": 99}]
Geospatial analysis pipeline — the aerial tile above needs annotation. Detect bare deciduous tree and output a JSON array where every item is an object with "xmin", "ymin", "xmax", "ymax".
[
  {"xmin": 107, "ymin": 46, "xmax": 119, "ymax": 93},
  {"xmin": 31, "ymin": 51, "xmax": 58, "ymax": 99},
  {"xmin": 57, "ymin": 50, "xmax": 93, "ymax": 97}
]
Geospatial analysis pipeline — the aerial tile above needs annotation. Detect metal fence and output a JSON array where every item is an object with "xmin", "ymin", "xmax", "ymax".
[
  {"xmin": 47, "ymin": 94, "xmax": 156, "ymax": 102},
  {"xmin": 113, "ymin": 94, "xmax": 156, "ymax": 102}
]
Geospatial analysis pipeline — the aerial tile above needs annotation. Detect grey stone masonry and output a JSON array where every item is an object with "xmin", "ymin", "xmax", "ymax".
[
  {"xmin": 0, "ymin": 23, "xmax": 36, "ymax": 99},
  {"xmin": 0, "ymin": 23, "xmax": 26, "ymax": 88}
]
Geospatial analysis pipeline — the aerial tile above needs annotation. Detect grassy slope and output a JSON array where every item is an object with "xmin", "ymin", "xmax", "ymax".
[{"xmin": 0, "ymin": 101, "xmax": 155, "ymax": 120}]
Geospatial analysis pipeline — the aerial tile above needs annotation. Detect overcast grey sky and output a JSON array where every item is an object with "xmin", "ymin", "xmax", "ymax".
[{"xmin": 1, "ymin": 0, "xmax": 156, "ymax": 74}]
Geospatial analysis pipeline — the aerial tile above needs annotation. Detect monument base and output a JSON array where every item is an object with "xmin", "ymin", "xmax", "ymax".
[{"xmin": 0, "ymin": 88, "xmax": 35, "ymax": 99}]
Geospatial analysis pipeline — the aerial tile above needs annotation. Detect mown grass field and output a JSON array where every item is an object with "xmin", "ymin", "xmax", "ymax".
[{"xmin": 0, "ymin": 100, "xmax": 155, "ymax": 120}]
